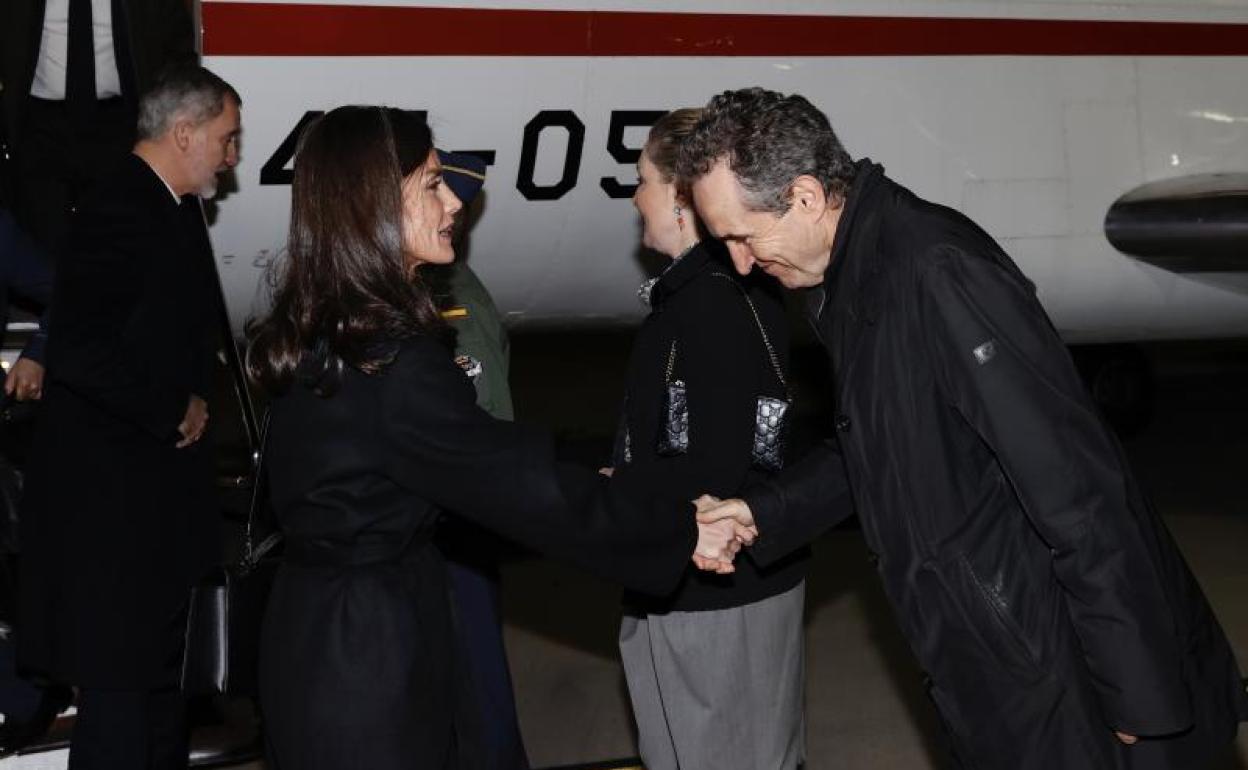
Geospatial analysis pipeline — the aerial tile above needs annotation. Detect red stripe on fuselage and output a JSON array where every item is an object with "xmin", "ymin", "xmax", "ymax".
[{"xmin": 200, "ymin": 2, "xmax": 1248, "ymax": 57}]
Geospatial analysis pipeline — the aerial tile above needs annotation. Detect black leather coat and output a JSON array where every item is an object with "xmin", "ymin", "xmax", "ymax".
[{"xmin": 744, "ymin": 160, "xmax": 1248, "ymax": 769}]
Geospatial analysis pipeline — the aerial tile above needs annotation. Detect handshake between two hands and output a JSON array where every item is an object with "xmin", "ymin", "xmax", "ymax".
[{"xmin": 691, "ymin": 495, "xmax": 759, "ymax": 574}]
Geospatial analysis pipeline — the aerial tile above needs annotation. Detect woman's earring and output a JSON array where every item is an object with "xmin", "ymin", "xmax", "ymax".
[{"xmin": 674, "ymin": 205, "xmax": 685, "ymax": 230}]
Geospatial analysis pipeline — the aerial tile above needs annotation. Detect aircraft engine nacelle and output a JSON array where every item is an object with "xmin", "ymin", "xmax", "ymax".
[{"xmin": 1105, "ymin": 174, "xmax": 1248, "ymax": 272}]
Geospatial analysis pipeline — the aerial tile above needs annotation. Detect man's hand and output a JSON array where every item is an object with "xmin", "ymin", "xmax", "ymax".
[
  {"xmin": 4, "ymin": 358, "xmax": 45, "ymax": 401},
  {"xmin": 694, "ymin": 495, "xmax": 759, "ymax": 545},
  {"xmin": 598, "ymin": 466, "xmax": 614, "ymax": 478},
  {"xmin": 1115, "ymin": 732, "xmax": 1138, "ymax": 745},
  {"xmin": 692, "ymin": 517, "xmax": 741, "ymax": 574},
  {"xmin": 176, "ymin": 395, "xmax": 208, "ymax": 448}
]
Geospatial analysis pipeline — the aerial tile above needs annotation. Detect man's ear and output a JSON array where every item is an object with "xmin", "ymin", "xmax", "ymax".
[
  {"xmin": 789, "ymin": 175, "xmax": 828, "ymax": 218},
  {"xmin": 171, "ymin": 118, "xmax": 194, "ymax": 152}
]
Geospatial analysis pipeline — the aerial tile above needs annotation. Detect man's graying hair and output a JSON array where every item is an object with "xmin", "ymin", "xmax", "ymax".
[
  {"xmin": 136, "ymin": 65, "xmax": 241, "ymax": 141},
  {"xmin": 677, "ymin": 87, "xmax": 856, "ymax": 213}
]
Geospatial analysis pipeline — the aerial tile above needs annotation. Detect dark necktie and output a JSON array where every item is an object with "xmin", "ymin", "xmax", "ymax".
[{"xmin": 66, "ymin": 0, "xmax": 97, "ymax": 124}]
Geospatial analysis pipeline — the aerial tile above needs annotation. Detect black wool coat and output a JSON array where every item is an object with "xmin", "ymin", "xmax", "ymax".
[
  {"xmin": 743, "ymin": 160, "xmax": 1248, "ymax": 769},
  {"xmin": 259, "ymin": 336, "xmax": 696, "ymax": 770},
  {"xmin": 613, "ymin": 240, "xmax": 807, "ymax": 613},
  {"xmin": 19, "ymin": 154, "xmax": 220, "ymax": 689}
]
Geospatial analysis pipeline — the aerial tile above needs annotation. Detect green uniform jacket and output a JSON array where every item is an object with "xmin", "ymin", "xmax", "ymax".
[{"xmin": 445, "ymin": 263, "xmax": 513, "ymax": 421}]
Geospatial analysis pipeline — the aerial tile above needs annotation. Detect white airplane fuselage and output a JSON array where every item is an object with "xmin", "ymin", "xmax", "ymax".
[{"xmin": 200, "ymin": 0, "xmax": 1248, "ymax": 343}]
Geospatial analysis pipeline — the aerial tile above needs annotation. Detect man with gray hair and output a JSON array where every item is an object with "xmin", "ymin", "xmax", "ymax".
[
  {"xmin": 18, "ymin": 64, "xmax": 239, "ymax": 768},
  {"xmin": 685, "ymin": 87, "xmax": 1247, "ymax": 769}
]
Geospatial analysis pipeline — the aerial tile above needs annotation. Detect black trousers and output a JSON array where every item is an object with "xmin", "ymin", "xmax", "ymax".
[
  {"xmin": 13, "ymin": 96, "xmax": 135, "ymax": 260},
  {"xmin": 69, "ymin": 688, "xmax": 188, "ymax": 770}
]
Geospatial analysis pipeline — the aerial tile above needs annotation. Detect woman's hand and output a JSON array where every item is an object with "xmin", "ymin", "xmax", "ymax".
[
  {"xmin": 694, "ymin": 495, "xmax": 758, "ymax": 545},
  {"xmin": 692, "ymin": 517, "xmax": 741, "ymax": 574}
]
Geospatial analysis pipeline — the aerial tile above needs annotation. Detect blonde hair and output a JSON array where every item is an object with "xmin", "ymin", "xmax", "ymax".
[{"xmin": 645, "ymin": 108, "xmax": 703, "ymax": 191}]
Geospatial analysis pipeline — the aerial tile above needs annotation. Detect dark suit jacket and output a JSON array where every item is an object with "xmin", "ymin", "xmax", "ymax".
[
  {"xmin": 18, "ymin": 153, "xmax": 219, "ymax": 689},
  {"xmin": 260, "ymin": 335, "xmax": 697, "ymax": 769},
  {"xmin": 0, "ymin": 0, "xmax": 196, "ymax": 148},
  {"xmin": 0, "ymin": 207, "xmax": 52, "ymax": 361}
]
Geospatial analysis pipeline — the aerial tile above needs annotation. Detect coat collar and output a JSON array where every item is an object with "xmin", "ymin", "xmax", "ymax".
[
  {"xmin": 648, "ymin": 240, "xmax": 731, "ymax": 307},
  {"xmin": 124, "ymin": 153, "xmax": 188, "ymax": 216},
  {"xmin": 801, "ymin": 159, "xmax": 893, "ymax": 381},
  {"xmin": 815, "ymin": 159, "xmax": 889, "ymax": 324}
]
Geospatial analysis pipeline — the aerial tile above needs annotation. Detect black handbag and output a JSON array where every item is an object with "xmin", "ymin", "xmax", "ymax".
[
  {"xmin": 181, "ymin": 413, "xmax": 281, "ymax": 696},
  {"xmin": 656, "ymin": 340, "xmax": 690, "ymax": 456},
  {"xmin": 712, "ymin": 273, "xmax": 792, "ymax": 471}
]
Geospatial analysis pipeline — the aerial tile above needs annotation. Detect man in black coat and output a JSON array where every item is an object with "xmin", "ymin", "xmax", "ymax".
[
  {"xmin": 0, "ymin": 0, "xmax": 196, "ymax": 258},
  {"xmin": 684, "ymin": 87, "xmax": 1248, "ymax": 769},
  {"xmin": 18, "ymin": 64, "xmax": 240, "ymax": 769}
]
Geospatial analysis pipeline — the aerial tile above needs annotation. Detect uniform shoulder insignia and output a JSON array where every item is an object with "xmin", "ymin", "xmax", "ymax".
[{"xmin": 454, "ymin": 354, "xmax": 483, "ymax": 381}]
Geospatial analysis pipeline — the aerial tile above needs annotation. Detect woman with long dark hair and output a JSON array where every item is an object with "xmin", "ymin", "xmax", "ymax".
[{"xmin": 247, "ymin": 106, "xmax": 740, "ymax": 768}]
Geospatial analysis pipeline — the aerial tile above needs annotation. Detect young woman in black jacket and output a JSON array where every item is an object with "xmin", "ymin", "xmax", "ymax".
[{"xmin": 608, "ymin": 109, "xmax": 810, "ymax": 770}]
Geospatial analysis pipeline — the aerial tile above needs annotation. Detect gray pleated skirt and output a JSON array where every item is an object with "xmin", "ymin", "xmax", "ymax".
[{"xmin": 618, "ymin": 581, "xmax": 806, "ymax": 770}]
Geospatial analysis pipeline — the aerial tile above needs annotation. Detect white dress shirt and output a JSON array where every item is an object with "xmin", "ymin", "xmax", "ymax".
[{"xmin": 30, "ymin": 0, "xmax": 123, "ymax": 100}]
